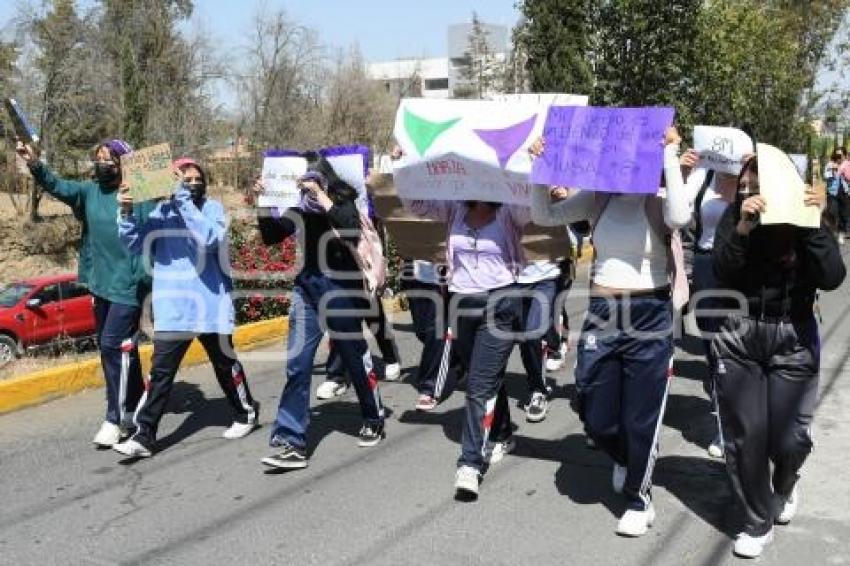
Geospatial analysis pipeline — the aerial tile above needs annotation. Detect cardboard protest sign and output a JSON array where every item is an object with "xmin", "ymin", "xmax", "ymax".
[
  {"xmin": 789, "ymin": 153, "xmax": 808, "ymax": 180},
  {"xmin": 319, "ymin": 145, "xmax": 369, "ymax": 213},
  {"xmin": 757, "ymin": 143, "xmax": 820, "ymax": 228},
  {"xmin": 522, "ymin": 223, "xmax": 571, "ymax": 262},
  {"xmin": 693, "ymin": 126, "xmax": 754, "ymax": 175},
  {"xmin": 392, "ymin": 96, "xmax": 588, "ymax": 206},
  {"xmin": 259, "ymin": 151, "xmax": 307, "ymax": 208},
  {"xmin": 370, "ymin": 172, "xmax": 447, "ymax": 264},
  {"xmin": 530, "ymin": 106, "xmax": 675, "ymax": 194},
  {"xmin": 370, "ymin": 172, "xmax": 570, "ymax": 264},
  {"xmin": 122, "ymin": 143, "xmax": 174, "ymax": 201}
]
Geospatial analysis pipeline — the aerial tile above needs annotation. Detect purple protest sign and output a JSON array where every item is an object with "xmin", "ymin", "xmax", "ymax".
[{"xmin": 530, "ymin": 106, "xmax": 675, "ymax": 194}]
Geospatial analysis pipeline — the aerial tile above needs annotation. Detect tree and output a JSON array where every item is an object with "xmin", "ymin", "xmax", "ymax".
[
  {"xmin": 454, "ymin": 12, "xmax": 505, "ymax": 99},
  {"xmin": 319, "ymin": 46, "xmax": 397, "ymax": 151},
  {"xmin": 514, "ymin": 0, "xmax": 596, "ymax": 96},
  {"xmin": 592, "ymin": 0, "xmax": 702, "ymax": 129},
  {"xmin": 99, "ymin": 0, "xmax": 197, "ymax": 147},
  {"xmin": 237, "ymin": 7, "xmax": 323, "ymax": 149}
]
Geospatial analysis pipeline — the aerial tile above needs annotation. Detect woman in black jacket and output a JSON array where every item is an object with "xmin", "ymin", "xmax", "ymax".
[
  {"xmin": 712, "ymin": 155, "xmax": 845, "ymax": 558},
  {"xmin": 254, "ymin": 153, "xmax": 385, "ymax": 470}
]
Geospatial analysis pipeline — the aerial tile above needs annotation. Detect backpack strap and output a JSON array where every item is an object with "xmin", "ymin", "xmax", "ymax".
[{"xmin": 692, "ymin": 169, "xmax": 715, "ymax": 247}]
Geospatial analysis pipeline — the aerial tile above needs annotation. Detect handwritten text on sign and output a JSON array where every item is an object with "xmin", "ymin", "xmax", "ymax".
[
  {"xmin": 122, "ymin": 143, "xmax": 174, "ymax": 201},
  {"xmin": 393, "ymin": 154, "xmax": 536, "ymax": 205},
  {"xmin": 530, "ymin": 106, "xmax": 675, "ymax": 194},
  {"xmin": 259, "ymin": 155, "xmax": 307, "ymax": 209},
  {"xmin": 692, "ymin": 125, "xmax": 754, "ymax": 175}
]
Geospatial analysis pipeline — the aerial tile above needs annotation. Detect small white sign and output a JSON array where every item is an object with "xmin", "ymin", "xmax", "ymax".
[
  {"xmin": 258, "ymin": 156, "xmax": 307, "ymax": 208},
  {"xmin": 693, "ymin": 125, "xmax": 754, "ymax": 175}
]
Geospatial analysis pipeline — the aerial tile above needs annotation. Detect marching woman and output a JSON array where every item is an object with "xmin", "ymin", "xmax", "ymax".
[
  {"xmin": 529, "ymin": 129, "xmax": 693, "ymax": 536},
  {"xmin": 685, "ymin": 167, "xmax": 739, "ymax": 458},
  {"xmin": 17, "ymin": 140, "xmax": 154, "ymax": 447},
  {"xmin": 112, "ymin": 158, "xmax": 260, "ymax": 458},
  {"xmin": 405, "ymin": 197, "xmax": 528, "ymax": 498},
  {"xmin": 712, "ymin": 155, "xmax": 843, "ymax": 558},
  {"xmin": 255, "ymin": 153, "xmax": 386, "ymax": 470}
]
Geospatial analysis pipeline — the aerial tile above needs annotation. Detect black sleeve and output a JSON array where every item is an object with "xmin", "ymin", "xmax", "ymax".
[
  {"xmin": 712, "ymin": 203, "xmax": 749, "ymax": 287},
  {"xmin": 325, "ymin": 200, "xmax": 361, "ymax": 244},
  {"xmin": 801, "ymin": 225, "xmax": 846, "ymax": 291},
  {"xmin": 257, "ymin": 207, "xmax": 298, "ymax": 246}
]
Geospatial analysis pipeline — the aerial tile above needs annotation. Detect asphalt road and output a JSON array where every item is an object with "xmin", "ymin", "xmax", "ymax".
[{"xmin": 1, "ymin": 264, "xmax": 849, "ymax": 566}]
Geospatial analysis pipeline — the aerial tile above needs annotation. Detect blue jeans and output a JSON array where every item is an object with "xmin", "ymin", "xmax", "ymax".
[
  {"xmin": 271, "ymin": 271, "xmax": 384, "ymax": 449},
  {"xmin": 575, "ymin": 293, "xmax": 673, "ymax": 510},
  {"xmin": 93, "ymin": 296, "xmax": 143, "ymax": 425}
]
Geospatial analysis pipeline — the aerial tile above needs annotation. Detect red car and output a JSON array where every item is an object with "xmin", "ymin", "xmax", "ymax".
[{"xmin": 0, "ymin": 273, "xmax": 97, "ymax": 366}]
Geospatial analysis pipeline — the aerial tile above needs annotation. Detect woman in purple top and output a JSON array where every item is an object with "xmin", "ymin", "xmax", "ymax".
[{"xmin": 406, "ymin": 198, "xmax": 529, "ymax": 499}]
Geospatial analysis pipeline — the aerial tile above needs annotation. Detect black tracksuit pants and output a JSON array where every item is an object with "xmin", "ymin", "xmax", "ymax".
[
  {"xmin": 712, "ymin": 314, "xmax": 819, "ymax": 536},
  {"xmin": 132, "ymin": 333, "xmax": 257, "ymax": 447}
]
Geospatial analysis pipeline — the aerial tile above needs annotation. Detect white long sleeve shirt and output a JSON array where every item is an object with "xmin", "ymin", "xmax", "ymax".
[{"xmin": 531, "ymin": 144, "xmax": 691, "ymax": 290}]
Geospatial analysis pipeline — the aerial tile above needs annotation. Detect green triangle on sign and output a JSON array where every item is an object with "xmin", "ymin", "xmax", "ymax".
[{"xmin": 404, "ymin": 108, "xmax": 461, "ymax": 156}]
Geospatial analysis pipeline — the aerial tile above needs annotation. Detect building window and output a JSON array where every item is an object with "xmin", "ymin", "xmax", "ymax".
[{"xmin": 424, "ymin": 78, "xmax": 449, "ymax": 91}]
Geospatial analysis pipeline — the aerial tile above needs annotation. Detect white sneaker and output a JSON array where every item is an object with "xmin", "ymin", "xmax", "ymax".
[
  {"xmin": 384, "ymin": 363, "xmax": 402, "ymax": 382},
  {"xmin": 546, "ymin": 355, "xmax": 565, "ymax": 372},
  {"xmin": 707, "ymin": 438, "xmax": 724, "ymax": 459},
  {"xmin": 455, "ymin": 465, "xmax": 480, "ymax": 498},
  {"xmin": 733, "ymin": 530, "xmax": 774, "ymax": 558},
  {"xmin": 775, "ymin": 486, "xmax": 798, "ymax": 525},
  {"xmin": 616, "ymin": 504, "xmax": 656, "ymax": 537},
  {"xmin": 223, "ymin": 420, "xmax": 259, "ymax": 439},
  {"xmin": 488, "ymin": 437, "xmax": 516, "ymax": 464},
  {"xmin": 93, "ymin": 421, "xmax": 122, "ymax": 448},
  {"xmin": 840, "ymin": 233, "xmax": 846, "ymax": 245},
  {"xmin": 612, "ymin": 463, "xmax": 627, "ymax": 494},
  {"xmin": 112, "ymin": 439, "xmax": 152, "ymax": 458},
  {"xmin": 316, "ymin": 380, "xmax": 349, "ymax": 400}
]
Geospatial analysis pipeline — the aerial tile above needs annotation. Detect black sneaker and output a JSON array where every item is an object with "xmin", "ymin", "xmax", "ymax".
[
  {"xmin": 261, "ymin": 440, "xmax": 308, "ymax": 469},
  {"xmin": 357, "ymin": 422, "xmax": 385, "ymax": 447},
  {"xmin": 525, "ymin": 391, "xmax": 549, "ymax": 423}
]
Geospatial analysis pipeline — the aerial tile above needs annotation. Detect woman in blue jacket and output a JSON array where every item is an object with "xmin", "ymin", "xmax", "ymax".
[{"xmin": 112, "ymin": 158, "xmax": 259, "ymax": 458}]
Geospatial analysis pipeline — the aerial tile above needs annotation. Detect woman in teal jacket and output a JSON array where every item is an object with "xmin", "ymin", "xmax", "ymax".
[{"xmin": 17, "ymin": 139, "xmax": 156, "ymax": 448}]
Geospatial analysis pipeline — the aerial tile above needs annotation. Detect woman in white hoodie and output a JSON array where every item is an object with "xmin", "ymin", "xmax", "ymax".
[{"xmin": 529, "ymin": 128, "xmax": 694, "ymax": 536}]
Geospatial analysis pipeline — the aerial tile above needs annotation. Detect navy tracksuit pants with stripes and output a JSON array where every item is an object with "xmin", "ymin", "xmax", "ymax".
[{"xmin": 575, "ymin": 293, "xmax": 674, "ymax": 511}]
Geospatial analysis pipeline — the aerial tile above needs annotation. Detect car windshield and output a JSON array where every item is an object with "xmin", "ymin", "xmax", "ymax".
[{"xmin": 0, "ymin": 283, "xmax": 34, "ymax": 307}]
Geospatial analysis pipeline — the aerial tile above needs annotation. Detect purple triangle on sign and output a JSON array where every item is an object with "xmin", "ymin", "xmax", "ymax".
[{"xmin": 474, "ymin": 114, "xmax": 538, "ymax": 169}]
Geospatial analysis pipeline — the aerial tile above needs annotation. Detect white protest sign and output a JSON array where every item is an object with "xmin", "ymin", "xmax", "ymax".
[
  {"xmin": 321, "ymin": 147, "xmax": 369, "ymax": 213},
  {"xmin": 758, "ymin": 143, "xmax": 820, "ymax": 228},
  {"xmin": 259, "ymin": 155, "xmax": 307, "ymax": 208},
  {"xmin": 693, "ymin": 126, "xmax": 754, "ymax": 175},
  {"xmin": 789, "ymin": 153, "xmax": 808, "ymax": 180},
  {"xmin": 393, "ymin": 96, "xmax": 587, "ymax": 205}
]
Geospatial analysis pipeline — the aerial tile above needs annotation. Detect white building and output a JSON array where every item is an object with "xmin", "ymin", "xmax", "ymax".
[
  {"xmin": 368, "ymin": 57, "xmax": 450, "ymax": 99},
  {"xmin": 367, "ymin": 21, "xmax": 509, "ymax": 99}
]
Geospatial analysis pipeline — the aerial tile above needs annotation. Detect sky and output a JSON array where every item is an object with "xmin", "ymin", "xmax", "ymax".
[
  {"xmin": 0, "ymin": 0, "xmax": 521, "ymax": 61},
  {"xmin": 189, "ymin": 0, "xmax": 521, "ymax": 61}
]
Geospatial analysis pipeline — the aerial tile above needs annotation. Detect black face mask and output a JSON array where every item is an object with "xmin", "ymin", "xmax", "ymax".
[
  {"xmin": 95, "ymin": 163, "xmax": 120, "ymax": 186},
  {"xmin": 185, "ymin": 181, "xmax": 206, "ymax": 202}
]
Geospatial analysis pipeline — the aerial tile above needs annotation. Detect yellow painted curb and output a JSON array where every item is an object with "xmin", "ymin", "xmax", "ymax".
[
  {"xmin": 0, "ymin": 298, "xmax": 402, "ymax": 415},
  {"xmin": 0, "ymin": 316, "xmax": 289, "ymax": 415}
]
